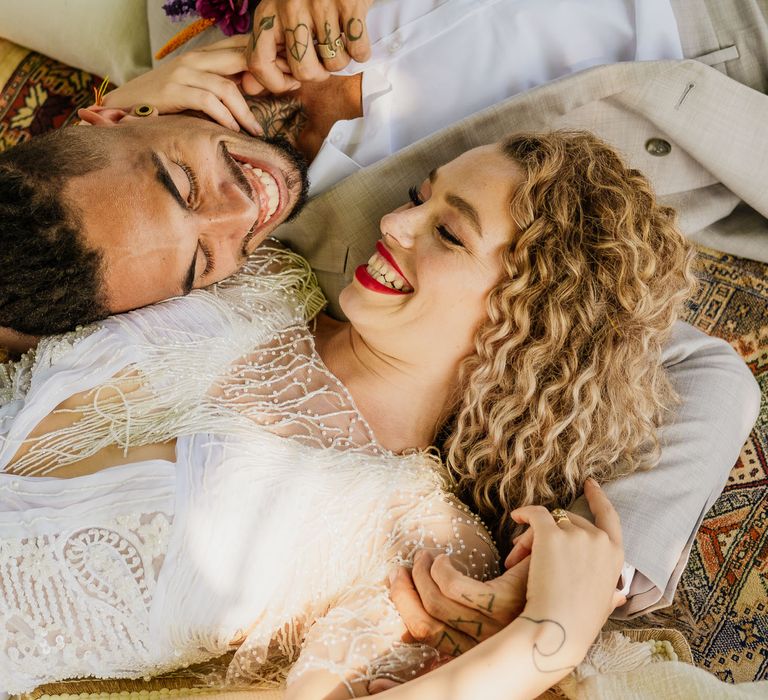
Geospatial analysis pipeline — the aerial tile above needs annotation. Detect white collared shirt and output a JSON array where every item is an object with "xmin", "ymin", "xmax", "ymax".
[{"xmin": 308, "ymin": 0, "xmax": 683, "ymax": 195}]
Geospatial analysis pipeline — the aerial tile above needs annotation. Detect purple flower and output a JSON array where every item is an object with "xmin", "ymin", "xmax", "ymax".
[
  {"xmin": 195, "ymin": 0, "xmax": 253, "ymax": 36},
  {"xmin": 162, "ymin": 0, "xmax": 198, "ymax": 21}
]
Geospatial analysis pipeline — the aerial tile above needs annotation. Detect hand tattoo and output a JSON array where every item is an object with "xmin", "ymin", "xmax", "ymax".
[
  {"xmin": 285, "ymin": 23, "xmax": 310, "ymax": 62},
  {"xmin": 447, "ymin": 617, "xmax": 483, "ymax": 638},
  {"xmin": 460, "ymin": 592, "xmax": 495, "ymax": 613},
  {"xmin": 244, "ymin": 95, "xmax": 308, "ymax": 143},
  {"xmin": 436, "ymin": 631, "xmax": 463, "ymax": 657},
  {"xmin": 322, "ymin": 20, "xmax": 333, "ymax": 46},
  {"xmin": 518, "ymin": 616, "xmax": 577, "ymax": 674},
  {"xmin": 346, "ymin": 18, "xmax": 364, "ymax": 41},
  {"xmin": 252, "ymin": 14, "xmax": 275, "ymax": 50}
]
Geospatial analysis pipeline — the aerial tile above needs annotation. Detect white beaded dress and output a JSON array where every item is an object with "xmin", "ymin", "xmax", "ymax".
[{"xmin": 0, "ymin": 244, "xmax": 497, "ymax": 695}]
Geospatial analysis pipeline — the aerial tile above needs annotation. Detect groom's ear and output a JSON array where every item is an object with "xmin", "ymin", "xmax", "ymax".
[{"xmin": 77, "ymin": 104, "xmax": 158, "ymax": 127}]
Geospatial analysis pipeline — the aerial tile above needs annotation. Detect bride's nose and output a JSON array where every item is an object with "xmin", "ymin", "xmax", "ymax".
[{"xmin": 379, "ymin": 205, "xmax": 423, "ymax": 248}]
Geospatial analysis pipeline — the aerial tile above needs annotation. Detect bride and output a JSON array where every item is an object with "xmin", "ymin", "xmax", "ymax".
[{"xmin": 0, "ymin": 131, "xmax": 692, "ymax": 698}]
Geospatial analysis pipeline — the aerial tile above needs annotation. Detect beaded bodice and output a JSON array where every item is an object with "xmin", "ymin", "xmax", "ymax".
[{"xmin": 0, "ymin": 244, "xmax": 497, "ymax": 695}]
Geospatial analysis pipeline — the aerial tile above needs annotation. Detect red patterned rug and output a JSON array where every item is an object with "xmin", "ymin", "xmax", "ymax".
[{"xmin": 0, "ymin": 39, "xmax": 767, "ymax": 684}]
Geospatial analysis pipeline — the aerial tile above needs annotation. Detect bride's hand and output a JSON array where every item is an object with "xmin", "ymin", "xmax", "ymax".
[
  {"xmin": 101, "ymin": 36, "xmax": 262, "ymax": 135},
  {"xmin": 383, "ymin": 479, "xmax": 623, "ymax": 691},
  {"xmin": 512, "ymin": 479, "xmax": 625, "ymax": 666}
]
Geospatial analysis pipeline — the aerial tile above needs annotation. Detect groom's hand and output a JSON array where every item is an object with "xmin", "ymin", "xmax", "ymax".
[
  {"xmin": 388, "ymin": 549, "xmax": 530, "ymax": 657},
  {"xmin": 244, "ymin": 0, "xmax": 374, "ymax": 95}
]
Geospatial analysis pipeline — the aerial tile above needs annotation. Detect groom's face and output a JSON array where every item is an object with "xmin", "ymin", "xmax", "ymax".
[{"xmin": 64, "ymin": 115, "xmax": 308, "ymax": 313}]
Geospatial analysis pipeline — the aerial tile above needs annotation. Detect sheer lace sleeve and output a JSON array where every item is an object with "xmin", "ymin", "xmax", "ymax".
[
  {"xmin": 0, "ymin": 244, "xmax": 328, "ymax": 476},
  {"xmin": 284, "ymin": 493, "xmax": 499, "ymax": 698}
]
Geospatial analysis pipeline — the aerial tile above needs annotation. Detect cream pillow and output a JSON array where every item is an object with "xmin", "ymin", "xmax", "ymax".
[{"xmin": 0, "ymin": 0, "xmax": 151, "ymax": 85}]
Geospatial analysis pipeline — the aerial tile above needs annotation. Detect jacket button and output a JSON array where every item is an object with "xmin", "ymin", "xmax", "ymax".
[{"xmin": 645, "ymin": 138, "xmax": 672, "ymax": 156}]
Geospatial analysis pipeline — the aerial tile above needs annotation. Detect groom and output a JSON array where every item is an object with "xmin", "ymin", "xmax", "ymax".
[{"xmin": 0, "ymin": 0, "xmax": 763, "ymax": 626}]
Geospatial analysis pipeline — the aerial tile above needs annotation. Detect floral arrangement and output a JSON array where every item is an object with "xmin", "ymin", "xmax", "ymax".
[{"xmin": 157, "ymin": 0, "xmax": 261, "ymax": 59}]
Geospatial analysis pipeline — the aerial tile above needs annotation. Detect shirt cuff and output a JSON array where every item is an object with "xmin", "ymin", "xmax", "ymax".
[{"xmin": 617, "ymin": 562, "xmax": 635, "ymax": 596}]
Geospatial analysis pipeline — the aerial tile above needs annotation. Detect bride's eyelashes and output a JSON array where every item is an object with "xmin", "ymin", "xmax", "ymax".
[{"xmin": 408, "ymin": 185, "xmax": 465, "ymax": 248}]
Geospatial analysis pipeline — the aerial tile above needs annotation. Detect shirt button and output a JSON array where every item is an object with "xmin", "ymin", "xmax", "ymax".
[
  {"xmin": 330, "ymin": 132, "xmax": 342, "ymax": 145},
  {"xmin": 388, "ymin": 37, "xmax": 402, "ymax": 53},
  {"xmin": 645, "ymin": 138, "xmax": 672, "ymax": 157}
]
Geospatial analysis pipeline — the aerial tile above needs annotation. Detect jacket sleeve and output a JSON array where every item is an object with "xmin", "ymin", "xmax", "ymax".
[{"xmin": 568, "ymin": 320, "xmax": 760, "ymax": 618}]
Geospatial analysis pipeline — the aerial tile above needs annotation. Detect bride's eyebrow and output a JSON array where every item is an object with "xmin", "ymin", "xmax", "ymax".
[{"xmin": 429, "ymin": 167, "xmax": 482, "ymax": 237}]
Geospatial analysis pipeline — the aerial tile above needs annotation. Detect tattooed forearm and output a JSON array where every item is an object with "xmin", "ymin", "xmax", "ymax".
[
  {"xmin": 244, "ymin": 95, "xmax": 308, "ymax": 143},
  {"xmin": 285, "ymin": 23, "xmax": 310, "ymax": 62},
  {"xmin": 518, "ymin": 616, "xmax": 577, "ymax": 674},
  {"xmin": 460, "ymin": 592, "xmax": 495, "ymax": 613},
  {"xmin": 346, "ymin": 18, "xmax": 364, "ymax": 41}
]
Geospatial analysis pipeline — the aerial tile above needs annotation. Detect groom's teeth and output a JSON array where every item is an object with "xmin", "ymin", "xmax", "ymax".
[{"xmin": 238, "ymin": 162, "xmax": 280, "ymax": 220}]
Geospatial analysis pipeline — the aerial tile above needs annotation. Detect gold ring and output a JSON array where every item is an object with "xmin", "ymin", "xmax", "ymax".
[
  {"xmin": 133, "ymin": 104, "xmax": 154, "ymax": 117},
  {"xmin": 551, "ymin": 508, "xmax": 570, "ymax": 524},
  {"xmin": 316, "ymin": 35, "xmax": 345, "ymax": 60}
]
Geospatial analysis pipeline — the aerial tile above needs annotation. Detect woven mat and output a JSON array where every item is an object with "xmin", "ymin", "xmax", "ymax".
[{"xmin": 0, "ymin": 38, "xmax": 766, "ymax": 687}]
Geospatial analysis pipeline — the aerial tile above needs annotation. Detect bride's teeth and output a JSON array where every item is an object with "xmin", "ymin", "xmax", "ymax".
[{"xmin": 365, "ymin": 249, "xmax": 413, "ymax": 292}]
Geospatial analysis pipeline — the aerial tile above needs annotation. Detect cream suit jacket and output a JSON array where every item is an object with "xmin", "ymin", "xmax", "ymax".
[{"xmin": 276, "ymin": 59, "xmax": 763, "ymax": 617}]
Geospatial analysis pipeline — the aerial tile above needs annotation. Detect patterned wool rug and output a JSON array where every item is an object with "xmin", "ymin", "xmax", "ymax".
[{"xmin": 0, "ymin": 38, "xmax": 766, "ymax": 686}]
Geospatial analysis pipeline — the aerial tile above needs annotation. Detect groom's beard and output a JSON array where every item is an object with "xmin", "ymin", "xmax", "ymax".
[{"xmin": 260, "ymin": 134, "xmax": 310, "ymax": 223}]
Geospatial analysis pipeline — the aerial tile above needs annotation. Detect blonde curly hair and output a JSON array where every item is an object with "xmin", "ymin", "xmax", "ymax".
[{"xmin": 441, "ymin": 131, "xmax": 697, "ymax": 546}]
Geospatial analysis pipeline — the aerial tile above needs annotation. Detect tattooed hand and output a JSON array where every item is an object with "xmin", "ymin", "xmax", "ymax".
[
  {"xmin": 389, "ymin": 548, "xmax": 531, "ymax": 658},
  {"xmin": 387, "ymin": 479, "xmax": 624, "ymax": 685},
  {"xmin": 242, "ymin": 0, "xmax": 374, "ymax": 95}
]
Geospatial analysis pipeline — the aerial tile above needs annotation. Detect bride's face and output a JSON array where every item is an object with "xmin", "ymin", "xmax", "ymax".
[{"xmin": 340, "ymin": 144, "xmax": 523, "ymax": 368}]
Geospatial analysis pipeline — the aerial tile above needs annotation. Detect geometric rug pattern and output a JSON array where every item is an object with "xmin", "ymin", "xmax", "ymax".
[
  {"xmin": 0, "ymin": 38, "xmax": 767, "ymax": 684},
  {"xmin": 619, "ymin": 248, "xmax": 768, "ymax": 683}
]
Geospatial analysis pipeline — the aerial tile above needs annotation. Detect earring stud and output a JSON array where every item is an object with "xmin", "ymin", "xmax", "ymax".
[{"xmin": 133, "ymin": 104, "xmax": 155, "ymax": 117}]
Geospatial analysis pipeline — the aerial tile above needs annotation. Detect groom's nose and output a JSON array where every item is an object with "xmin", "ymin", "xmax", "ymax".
[{"xmin": 200, "ymin": 179, "xmax": 261, "ymax": 240}]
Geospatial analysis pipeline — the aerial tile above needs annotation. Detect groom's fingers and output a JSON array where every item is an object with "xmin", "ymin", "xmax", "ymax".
[
  {"xmin": 411, "ymin": 552, "xmax": 504, "ymax": 642},
  {"xmin": 388, "ymin": 566, "xmax": 477, "ymax": 654}
]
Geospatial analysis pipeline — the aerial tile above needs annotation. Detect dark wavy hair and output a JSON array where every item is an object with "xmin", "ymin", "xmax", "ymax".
[{"xmin": 0, "ymin": 126, "xmax": 110, "ymax": 334}]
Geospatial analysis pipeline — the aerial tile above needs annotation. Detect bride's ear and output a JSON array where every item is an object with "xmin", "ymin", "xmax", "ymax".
[{"xmin": 77, "ymin": 104, "xmax": 158, "ymax": 127}]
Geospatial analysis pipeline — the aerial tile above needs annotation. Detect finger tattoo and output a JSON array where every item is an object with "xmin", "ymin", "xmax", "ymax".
[
  {"xmin": 285, "ymin": 23, "xmax": 310, "ymax": 62},
  {"xmin": 346, "ymin": 18, "xmax": 364, "ymax": 41},
  {"xmin": 460, "ymin": 592, "xmax": 495, "ymax": 613},
  {"xmin": 253, "ymin": 14, "xmax": 275, "ymax": 49},
  {"xmin": 518, "ymin": 616, "xmax": 578, "ymax": 674},
  {"xmin": 322, "ymin": 20, "xmax": 333, "ymax": 45},
  {"xmin": 446, "ymin": 617, "xmax": 483, "ymax": 638},
  {"xmin": 436, "ymin": 631, "xmax": 463, "ymax": 657}
]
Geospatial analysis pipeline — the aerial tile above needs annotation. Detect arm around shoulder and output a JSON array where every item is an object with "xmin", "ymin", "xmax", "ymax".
[{"xmin": 570, "ymin": 320, "xmax": 760, "ymax": 617}]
